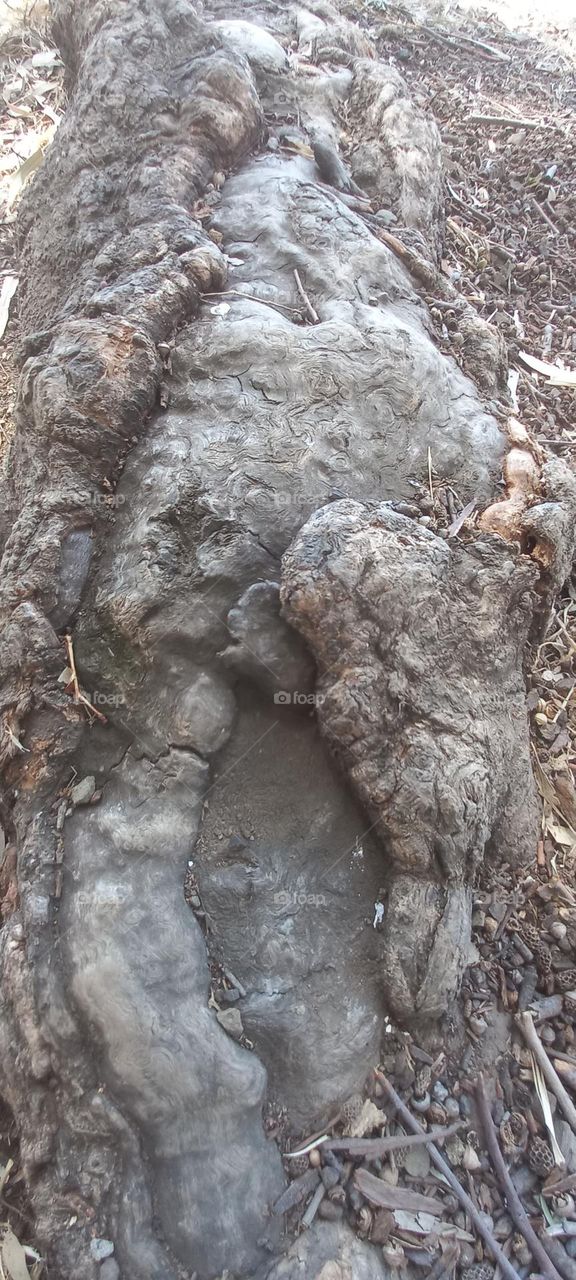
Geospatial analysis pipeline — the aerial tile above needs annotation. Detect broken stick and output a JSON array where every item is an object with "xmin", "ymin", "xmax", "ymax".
[{"xmin": 476, "ymin": 1074, "xmax": 564, "ymax": 1280}]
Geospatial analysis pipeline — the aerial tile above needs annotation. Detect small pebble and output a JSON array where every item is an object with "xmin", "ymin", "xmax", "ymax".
[
  {"xmin": 216, "ymin": 1008, "xmax": 243, "ymax": 1040},
  {"xmin": 432, "ymin": 1081, "xmax": 448, "ymax": 1103},
  {"xmin": 551, "ymin": 922, "xmax": 567, "ymax": 941},
  {"xmin": 320, "ymin": 1165, "xmax": 340, "ymax": 1190},
  {"xmin": 394, "ymin": 501, "xmax": 420, "ymax": 518},
  {"xmin": 90, "ymin": 1239, "xmax": 114, "ymax": 1262},
  {"xmin": 444, "ymin": 1097, "xmax": 460, "ymax": 1120},
  {"xmin": 468, "ymin": 1015, "xmax": 488, "ymax": 1036},
  {"xmin": 309, "ymin": 1148, "xmax": 322, "ymax": 1168},
  {"xmin": 70, "ymin": 776, "xmax": 96, "ymax": 808}
]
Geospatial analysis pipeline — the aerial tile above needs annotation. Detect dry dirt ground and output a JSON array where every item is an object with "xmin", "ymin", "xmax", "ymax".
[{"xmin": 0, "ymin": 1, "xmax": 575, "ymax": 1276}]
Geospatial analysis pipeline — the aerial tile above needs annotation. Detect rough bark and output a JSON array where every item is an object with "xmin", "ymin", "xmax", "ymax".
[{"xmin": 0, "ymin": 0, "xmax": 574, "ymax": 1277}]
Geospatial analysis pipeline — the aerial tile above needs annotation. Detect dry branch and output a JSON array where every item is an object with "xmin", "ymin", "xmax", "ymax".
[{"xmin": 476, "ymin": 1075, "xmax": 564, "ymax": 1280}]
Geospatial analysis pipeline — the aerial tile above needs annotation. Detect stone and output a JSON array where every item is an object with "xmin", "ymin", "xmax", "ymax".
[
  {"xmin": 89, "ymin": 1239, "xmax": 114, "ymax": 1261},
  {"xmin": 216, "ymin": 1008, "xmax": 244, "ymax": 1040},
  {"xmin": 69, "ymin": 776, "xmax": 96, "ymax": 807}
]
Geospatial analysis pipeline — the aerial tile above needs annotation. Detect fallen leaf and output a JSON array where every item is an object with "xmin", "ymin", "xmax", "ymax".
[
  {"xmin": 547, "ymin": 820, "xmax": 576, "ymax": 851},
  {"xmin": 6, "ymin": 148, "xmax": 44, "ymax": 209},
  {"xmin": 0, "ymin": 276, "xmax": 18, "ymax": 340},
  {"xmin": 354, "ymin": 1168, "xmax": 445, "ymax": 1213},
  {"xmin": 447, "ymin": 499, "xmax": 476, "ymax": 539},
  {"xmin": 518, "ymin": 350, "xmax": 576, "ymax": 386},
  {"xmin": 0, "ymin": 1227, "xmax": 31, "ymax": 1280}
]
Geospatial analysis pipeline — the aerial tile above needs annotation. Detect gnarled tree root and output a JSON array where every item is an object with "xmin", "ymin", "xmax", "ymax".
[{"xmin": 281, "ymin": 499, "xmax": 542, "ymax": 1021}]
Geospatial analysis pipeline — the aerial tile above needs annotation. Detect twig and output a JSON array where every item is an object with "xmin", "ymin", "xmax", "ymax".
[
  {"xmin": 543, "ymin": 1173, "xmax": 576, "ymax": 1198},
  {"xmin": 293, "ymin": 268, "xmax": 319, "ymax": 324},
  {"xmin": 64, "ymin": 635, "xmax": 107, "ymax": 723},
  {"xmin": 543, "ymin": 1236, "xmax": 576, "ymax": 1280},
  {"xmin": 375, "ymin": 1071, "xmax": 523, "ymax": 1280},
  {"xmin": 421, "ymin": 24, "xmax": 510, "ymax": 61},
  {"xmin": 324, "ymin": 1120, "xmax": 463, "ymax": 1156},
  {"xmin": 428, "ymin": 447, "xmax": 434, "ymax": 502},
  {"xmin": 516, "ymin": 1012, "xmax": 576, "ymax": 1134},
  {"xmin": 446, "ymin": 182, "xmax": 492, "ymax": 227},
  {"xmin": 466, "ymin": 114, "xmax": 552, "ymax": 130},
  {"xmin": 476, "ymin": 1074, "xmax": 564, "ymax": 1280},
  {"xmin": 530, "ymin": 196, "xmax": 559, "ymax": 235},
  {"xmin": 200, "ymin": 290, "xmax": 302, "ymax": 316}
]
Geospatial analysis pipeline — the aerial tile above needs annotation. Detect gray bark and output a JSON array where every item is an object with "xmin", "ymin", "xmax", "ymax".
[{"xmin": 0, "ymin": 0, "xmax": 574, "ymax": 1277}]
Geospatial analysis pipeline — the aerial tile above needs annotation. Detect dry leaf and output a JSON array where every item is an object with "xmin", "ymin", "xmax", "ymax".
[
  {"xmin": 354, "ymin": 1168, "xmax": 444, "ymax": 1213},
  {"xmin": 518, "ymin": 351, "xmax": 576, "ymax": 387},
  {"xmin": 546, "ymin": 819, "xmax": 576, "ymax": 851},
  {"xmin": 6, "ymin": 128, "xmax": 55, "ymax": 210},
  {"xmin": 0, "ymin": 1227, "xmax": 31, "ymax": 1280},
  {"xmin": 555, "ymin": 775, "xmax": 576, "ymax": 830},
  {"xmin": 0, "ymin": 276, "xmax": 18, "ymax": 340}
]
